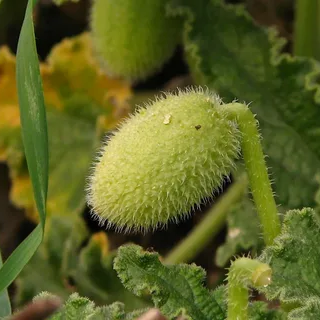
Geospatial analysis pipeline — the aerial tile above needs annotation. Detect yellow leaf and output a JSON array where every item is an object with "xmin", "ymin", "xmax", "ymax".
[
  {"xmin": 0, "ymin": 33, "xmax": 132, "ymax": 222},
  {"xmin": 0, "ymin": 47, "xmax": 17, "ymax": 105},
  {"xmin": 91, "ymin": 232, "xmax": 110, "ymax": 257},
  {"xmin": 44, "ymin": 33, "xmax": 131, "ymax": 112},
  {"xmin": 10, "ymin": 175, "xmax": 35, "ymax": 219}
]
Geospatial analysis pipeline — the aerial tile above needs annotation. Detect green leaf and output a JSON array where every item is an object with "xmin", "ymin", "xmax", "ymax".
[
  {"xmin": 33, "ymin": 292, "xmax": 144, "ymax": 320},
  {"xmin": 115, "ymin": 246, "xmax": 286, "ymax": 320},
  {"xmin": 0, "ymin": 0, "xmax": 47, "ymax": 293},
  {"xmin": 215, "ymin": 191, "xmax": 263, "ymax": 267},
  {"xmin": 260, "ymin": 208, "xmax": 320, "ymax": 319},
  {"xmin": 43, "ymin": 108, "xmax": 97, "ymax": 217},
  {"xmin": 15, "ymin": 217, "xmax": 87, "ymax": 304},
  {"xmin": 15, "ymin": 217, "xmax": 147, "ymax": 311},
  {"xmin": 0, "ymin": 252, "xmax": 11, "ymax": 317},
  {"xmin": 16, "ymin": 0, "xmax": 47, "ymax": 227},
  {"xmin": 114, "ymin": 244, "xmax": 225, "ymax": 320},
  {"xmin": 168, "ymin": 0, "xmax": 320, "ymax": 209},
  {"xmin": 248, "ymin": 301, "xmax": 287, "ymax": 320}
]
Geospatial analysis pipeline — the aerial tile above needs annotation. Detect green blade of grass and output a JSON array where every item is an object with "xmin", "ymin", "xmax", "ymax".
[
  {"xmin": 0, "ymin": 0, "xmax": 48, "ymax": 292},
  {"xmin": 16, "ymin": 0, "xmax": 48, "ymax": 227},
  {"xmin": 0, "ymin": 227, "xmax": 42, "ymax": 292},
  {"xmin": 0, "ymin": 252, "xmax": 11, "ymax": 317}
]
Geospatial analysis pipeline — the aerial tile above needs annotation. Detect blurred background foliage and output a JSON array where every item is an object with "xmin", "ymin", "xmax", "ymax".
[{"xmin": 0, "ymin": 33, "xmax": 131, "ymax": 222}]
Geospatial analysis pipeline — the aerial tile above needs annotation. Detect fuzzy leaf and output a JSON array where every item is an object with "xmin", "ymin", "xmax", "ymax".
[
  {"xmin": 168, "ymin": 0, "xmax": 320, "ymax": 209},
  {"xmin": 114, "ymin": 244, "xmax": 226, "ymax": 320},
  {"xmin": 248, "ymin": 301, "xmax": 286, "ymax": 320},
  {"xmin": 15, "ymin": 217, "xmax": 147, "ymax": 311},
  {"xmin": 115, "ymin": 246, "xmax": 286, "ymax": 320},
  {"xmin": 33, "ymin": 292, "xmax": 144, "ymax": 320},
  {"xmin": 261, "ymin": 208, "xmax": 320, "ymax": 319},
  {"xmin": 215, "ymin": 191, "xmax": 263, "ymax": 267},
  {"xmin": 0, "ymin": 34, "xmax": 131, "ymax": 221}
]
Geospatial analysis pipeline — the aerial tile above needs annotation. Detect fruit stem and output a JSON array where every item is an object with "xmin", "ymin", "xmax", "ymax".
[
  {"xmin": 223, "ymin": 103, "xmax": 281, "ymax": 245},
  {"xmin": 164, "ymin": 173, "xmax": 248, "ymax": 264},
  {"xmin": 294, "ymin": 0, "xmax": 320, "ymax": 60},
  {"xmin": 227, "ymin": 257, "xmax": 272, "ymax": 320}
]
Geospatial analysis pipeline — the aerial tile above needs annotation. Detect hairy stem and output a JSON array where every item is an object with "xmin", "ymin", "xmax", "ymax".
[
  {"xmin": 227, "ymin": 258, "xmax": 271, "ymax": 320},
  {"xmin": 294, "ymin": 0, "xmax": 320, "ymax": 60},
  {"xmin": 164, "ymin": 173, "xmax": 248, "ymax": 264},
  {"xmin": 223, "ymin": 103, "xmax": 281, "ymax": 245}
]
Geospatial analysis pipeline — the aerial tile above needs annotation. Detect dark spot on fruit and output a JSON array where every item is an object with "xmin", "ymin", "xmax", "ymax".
[{"xmin": 195, "ymin": 125, "xmax": 201, "ymax": 130}]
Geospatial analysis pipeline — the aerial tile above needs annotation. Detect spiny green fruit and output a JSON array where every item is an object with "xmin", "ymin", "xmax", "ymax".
[
  {"xmin": 87, "ymin": 88, "xmax": 241, "ymax": 232},
  {"xmin": 90, "ymin": 0, "xmax": 181, "ymax": 82}
]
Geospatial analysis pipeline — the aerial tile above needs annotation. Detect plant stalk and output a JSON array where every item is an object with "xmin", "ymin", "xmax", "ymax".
[
  {"xmin": 227, "ymin": 257, "xmax": 271, "ymax": 320},
  {"xmin": 294, "ymin": 0, "xmax": 320, "ymax": 60},
  {"xmin": 164, "ymin": 173, "xmax": 248, "ymax": 264},
  {"xmin": 224, "ymin": 103, "xmax": 281, "ymax": 245}
]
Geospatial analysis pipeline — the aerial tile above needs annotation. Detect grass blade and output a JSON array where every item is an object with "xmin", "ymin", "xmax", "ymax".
[
  {"xmin": 0, "ymin": 0, "xmax": 48, "ymax": 292},
  {"xmin": 16, "ymin": 0, "xmax": 48, "ymax": 226},
  {"xmin": 0, "ymin": 252, "xmax": 11, "ymax": 317}
]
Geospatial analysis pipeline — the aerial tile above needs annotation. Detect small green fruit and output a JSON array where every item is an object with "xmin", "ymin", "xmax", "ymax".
[
  {"xmin": 90, "ymin": 0, "xmax": 181, "ymax": 81},
  {"xmin": 87, "ymin": 88, "xmax": 240, "ymax": 232}
]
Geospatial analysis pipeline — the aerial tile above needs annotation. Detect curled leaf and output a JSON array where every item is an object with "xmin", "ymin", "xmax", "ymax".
[{"xmin": 114, "ymin": 244, "xmax": 225, "ymax": 320}]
